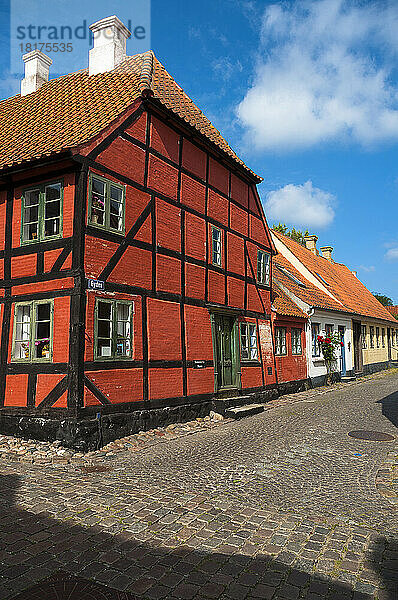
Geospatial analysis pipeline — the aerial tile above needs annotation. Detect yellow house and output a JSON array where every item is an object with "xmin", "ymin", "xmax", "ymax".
[{"xmin": 360, "ymin": 319, "xmax": 398, "ymax": 374}]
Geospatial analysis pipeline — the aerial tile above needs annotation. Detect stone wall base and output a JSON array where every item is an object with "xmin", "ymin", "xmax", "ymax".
[
  {"xmin": 0, "ymin": 401, "xmax": 213, "ymax": 452},
  {"xmin": 277, "ymin": 379, "xmax": 310, "ymax": 396},
  {"xmin": 361, "ymin": 361, "xmax": 390, "ymax": 376}
]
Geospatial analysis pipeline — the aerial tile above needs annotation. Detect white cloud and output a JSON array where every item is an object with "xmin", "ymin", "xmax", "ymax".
[
  {"xmin": 385, "ymin": 247, "xmax": 398, "ymax": 261},
  {"xmin": 359, "ymin": 265, "xmax": 376, "ymax": 273},
  {"xmin": 265, "ymin": 180, "xmax": 335, "ymax": 228},
  {"xmin": 236, "ymin": 0, "xmax": 398, "ymax": 151}
]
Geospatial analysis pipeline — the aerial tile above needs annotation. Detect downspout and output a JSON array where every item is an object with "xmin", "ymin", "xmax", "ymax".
[
  {"xmin": 269, "ymin": 310, "xmax": 280, "ymax": 392},
  {"xmin": 306, "ymin": 308, "xmax": 315, "ymax": 388}
]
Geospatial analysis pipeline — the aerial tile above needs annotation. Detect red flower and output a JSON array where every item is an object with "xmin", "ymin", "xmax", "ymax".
[
  {"xmin": 317, "ymin": 335, "xmax": 323, "ymax": 342},
  {"xmin": 325, "ymin": 338, "xmax": 331, "ymax": 344},
  {"xmin": 340, "ymin": 342, "xmax": 344, "ymax": 346}
]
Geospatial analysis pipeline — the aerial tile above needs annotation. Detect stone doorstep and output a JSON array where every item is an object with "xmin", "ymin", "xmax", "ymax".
[{"xmin": 225, "ymin": 404, "xmax": 266, "ymax": 419}]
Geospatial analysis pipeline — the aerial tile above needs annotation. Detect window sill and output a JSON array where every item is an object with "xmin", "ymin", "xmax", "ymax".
[
  {"xmin": 240, "ymin": 360, "xmax": 261, "ymax": 365},
  {"xmin": 87, "ymin": 222, "xmax": 125, "ymax": 236},
  {"xmin": 21, "ymin": 235, "xmax": 63, "ymax": 246},
  {"xmin": 11, "ymin": 358, "xmax": 53, "ymax": 364}
]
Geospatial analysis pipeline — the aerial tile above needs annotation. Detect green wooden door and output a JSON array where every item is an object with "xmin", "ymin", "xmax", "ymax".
[{"xmin": 213, "ymin": 314, "xmax": 239, "ymax": 391}]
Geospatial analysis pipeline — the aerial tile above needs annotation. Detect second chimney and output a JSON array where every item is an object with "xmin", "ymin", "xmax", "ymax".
[
  {"xmin": 21, "ymin": 51, "xmax": 52, "ymax": 96},
  {"xmin": 304, "ymin": 234, "xmax": 318, "ymax": 255},
  {"xmin": 320, "ymin": 246, "xmax": 333, "ymax": 262},
  {"xmin": 89, "ymin": 15, "xmax": 131, "ymax": 76}
]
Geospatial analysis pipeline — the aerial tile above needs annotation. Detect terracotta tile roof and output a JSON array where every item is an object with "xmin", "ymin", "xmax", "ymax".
[
  {"xmin": 273, "ymin": 231, "xmax": 397, "ymax": 323},
  {"xmin": 273, "ymin": 253, "xmax": 348, "ymax": 313},
  {"xmin": 272, "ymin": 281, "xmax": 308, "ymax": 319},
  {"xmin": 0, "ymin": 51, "xmax": 260, "ymax": 180}
]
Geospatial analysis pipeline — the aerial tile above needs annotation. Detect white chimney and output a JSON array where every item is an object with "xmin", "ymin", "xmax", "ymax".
[
  {"xmin": 89, "ymin": 15, "xmax": 131, "ymax": 76},
  {"xmin": 352, "ymin": 271, "xmax": 357, "ymax": 277},
  {"xmin": 21, "ymin": 50, "xmax": 52, "ymax": 96},
  {"xmin": 320, "ymin": 246, "xmax": 333, "ymax": 262},
  {"xmin": 304, "ymin": 234, "xmax": 318, "ymax": 255}
]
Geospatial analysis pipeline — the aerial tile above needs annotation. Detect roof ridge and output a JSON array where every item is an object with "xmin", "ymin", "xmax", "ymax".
[{"xmin": 138, "ymin": 50, "xmax": 154, "ymax": 95}]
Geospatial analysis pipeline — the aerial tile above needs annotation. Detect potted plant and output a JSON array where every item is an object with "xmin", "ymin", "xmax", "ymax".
[
  {"xmin": 21, "ymin": 342, "xmax": 29, "ymax": 359},
  {"xmin": 317, "ymin": 333, "xmax": 344, "ymax": 385},
  {"xmin": 35, "ymin": 338, "xmax": 50, "ymax": 359}
]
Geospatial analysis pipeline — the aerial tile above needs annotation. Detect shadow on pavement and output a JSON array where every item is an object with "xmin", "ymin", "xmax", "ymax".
[
  {"xmin": 377, "ymin": 389, "xmax": 398, "ymax": 430},
  {"xmin": 0, "ymin": 473, "xmax": 396, "ymax": 600}
]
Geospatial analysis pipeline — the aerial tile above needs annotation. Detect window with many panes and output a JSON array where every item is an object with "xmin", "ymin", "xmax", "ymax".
[
  {"xmin": 257, "ymin": 250, "xmax": 270, "ymax": 285},
  {"xmin": 88, "ymin": 174, "xmax": 125, "ymax": 234},
  {"xmin": 21, "ymin": 181, "xmax": 62, "ymax": 243},
  {"xmin": 311, "ymin": 323, "xmax": 321, "ymax": 357},
  {"xmin": 275, "ymin": 327, "xmax": 287, "ymax": 355},
  {"xmin": 240, "ymin": 323, "xmax": 258, "ymax": 361},
  {"xmin": 376, "ymin": 327, "xmax": 380, "ymax": 348},
  {"xmin": 211, "ymin": 226, "xmax": 222, "ymax": 266},
  {"xmin": 94, "ymin": 299, "xmax": 133, "ymax": 360},
  {"xmin": 361, "ymin": 325, "xmax": 367, "ymax": 349},
  {"xmin": 12, "ymin": 300, "xmax": 53, "ymax": 361},
  {"xmin": 291, "ymin": 328, "xmax": 302, "ymax": 355},
  {"xmin": 325, "ymin": 324, "xmax": 334, "ymax": 337},
  {"xmin": 370, "ymin": 326, "xmax": 375, "ymax": 348}
]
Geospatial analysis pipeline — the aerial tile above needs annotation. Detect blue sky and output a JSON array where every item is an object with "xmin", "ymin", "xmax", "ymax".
[{"xmin": 0, "ymin": 0, "xmax": 397, "ymax": 302}]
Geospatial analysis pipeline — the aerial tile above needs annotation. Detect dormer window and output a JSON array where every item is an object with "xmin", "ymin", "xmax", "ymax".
[
  {"xmin": 88, "ymin": 174, "xmax": 125, "ymax": 234},
  {"xmin": 21, "ymin": 181, "xmax": 62, "ymax": 244}
]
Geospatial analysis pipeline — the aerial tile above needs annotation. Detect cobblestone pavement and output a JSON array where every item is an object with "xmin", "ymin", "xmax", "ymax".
[{"xmin": 1, "ymin": 371, "xmax": 398, "ymax": 599}]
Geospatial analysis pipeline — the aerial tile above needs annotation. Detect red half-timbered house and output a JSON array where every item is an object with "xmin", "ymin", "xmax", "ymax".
[{"xmin": 0, "ymin": 17, "xmax": 277, "ymax": 448}]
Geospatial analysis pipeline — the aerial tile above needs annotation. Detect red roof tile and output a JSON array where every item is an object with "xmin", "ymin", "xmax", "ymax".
[
  {"xmin": 0, "ymin": 52, "xmax": 260, "ymax": 180},
  {"xmin": 272, "ymin": 281, "xmax": 308, "ymax": 319},
  {"xmin": 273, "ymin": 253, "xmax": 348, "ymax": 313}
]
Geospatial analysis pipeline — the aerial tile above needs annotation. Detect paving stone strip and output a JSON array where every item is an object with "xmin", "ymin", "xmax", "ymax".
[{"xmin": 375, "ymin": 448, "xmax": 398, "ymax": 506}]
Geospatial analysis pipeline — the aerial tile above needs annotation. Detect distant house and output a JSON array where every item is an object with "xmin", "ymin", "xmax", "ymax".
[
  {"xmin": 0, "ymin": 16, "xmax": 277, "ymax": 448},
  {"xmin": 271, "ymin": 231, "xmax": 398, "ymax": 385},
  {"xmin": 271, "ymin": 281, "xmax": 308, "ymax": 393},
  {"xmin": 387, "ymin": 306, "xmax": 398, "ymax": 319}
]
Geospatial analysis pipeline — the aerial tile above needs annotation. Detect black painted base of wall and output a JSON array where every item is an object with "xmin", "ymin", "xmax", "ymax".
[
  {"xmin": 309, "ymin": 372, "xmax": 342, "ymax": 388},
  {"xmin": 0, "ymin": 387, "xmax": 280, "ymax": 450},
  {"xmin": 0, "ymin": 400, "xmax": 214, "ymax": 452},
  {"xmin": 361, "ymin": 361, "xmax": 390, "ymax": 376},
  {"xmin": 277, "ymin": 378, "xmax": 310, "ymax": 396}
]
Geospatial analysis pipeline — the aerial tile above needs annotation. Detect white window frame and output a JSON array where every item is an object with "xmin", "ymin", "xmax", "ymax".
[
  {"xmin": 211, "ymin": 225, "xmax": 222, "ymax": 267},
  {"xmin": 275, "ymin": 327, "xmax": 287, "ymax": 356},
  {"xmin": 291, "ymin": 328, "xmax": 302, "ymax": 355},
  {"xmin": 312, "ymin": 323, "xmax": 321, "ymax": 357},
  {"xmin": 240, "ymin": 322, "xmax": 259, "ymax": 361},
  {"xmin": 257, "ymin": 250, "xmax": 270, "ymax": 286}
]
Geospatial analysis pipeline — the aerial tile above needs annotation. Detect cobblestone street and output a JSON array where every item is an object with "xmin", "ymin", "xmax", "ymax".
[{"xmin": 1, "ymin": 371, "xmax": 398, "ymax": 600}]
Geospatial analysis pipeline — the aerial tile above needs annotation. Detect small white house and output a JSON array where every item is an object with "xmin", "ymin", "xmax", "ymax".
[{"xmin": 305, "ymin": 309, "xmax": 353, "ymax": 385}]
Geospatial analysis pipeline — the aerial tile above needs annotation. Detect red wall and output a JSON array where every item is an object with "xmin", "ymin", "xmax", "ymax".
[
  {"xmin": 273, "ymin": 316, "xmax": 308, "ymax": 383},
  {"xmin": 82, "ymin": 108, "xmax": 275, "ymax": 406}
]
